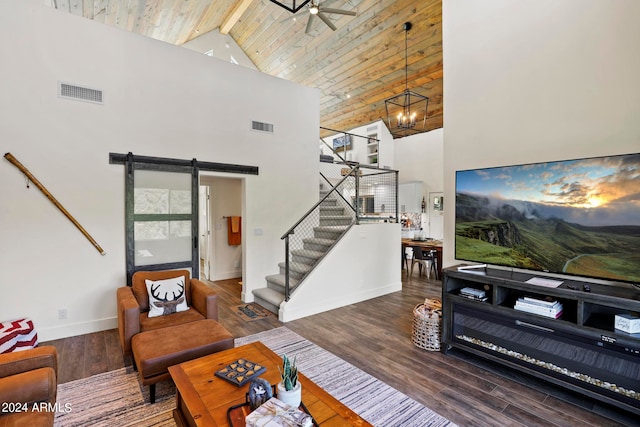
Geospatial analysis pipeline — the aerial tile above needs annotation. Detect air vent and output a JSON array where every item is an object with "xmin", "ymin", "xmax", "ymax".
[
  {"xmin": 251, "ymin": 120, "xmax": 274, "ymax": 134},
  {"xmin": 58, "ymin": 82, "xmax": 103, "ymax": 105},
  {"xmin": 366, "ymin": 125, "xmax": 378, "ymax": 132}
]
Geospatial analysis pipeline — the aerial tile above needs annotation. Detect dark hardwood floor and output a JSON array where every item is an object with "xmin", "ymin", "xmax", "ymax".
[{"xmin": 44, "ymin": 271, "xmax": 638, "ymax": 427}]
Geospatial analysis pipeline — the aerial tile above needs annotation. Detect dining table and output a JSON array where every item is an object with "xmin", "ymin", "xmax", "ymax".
[{"xmin": 401, "ymin": 238, "xmax": 443, "ymax": 279}]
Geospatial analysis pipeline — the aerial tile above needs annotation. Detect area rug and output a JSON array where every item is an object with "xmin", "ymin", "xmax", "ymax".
[
  {"xmin": 54, "ymin": 368, "xmax": 175, "ymax": 426},
  {"xmin": 233, "ymin": 302, "xmax": 273, "ymax": 321},
  {"xmin": 55, "ymin": 327, "xmax": 455, "ymax": 426},
  {"xmin": 237, "ymin": 327, "xmax": 455, "ymax": 427}
]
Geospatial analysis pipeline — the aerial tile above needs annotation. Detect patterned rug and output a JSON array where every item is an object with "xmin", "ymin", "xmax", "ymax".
[
  {"xmin": 233, "ymin": 302, "xmax": 273, "ymax": 321},
  {"xmin": 55, "ymin": 327, "xmax": 455, "ymax": 426}
]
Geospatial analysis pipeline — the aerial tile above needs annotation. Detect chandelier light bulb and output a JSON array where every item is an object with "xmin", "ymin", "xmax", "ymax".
[{"xmin": 395, "ymin": 109, "xmax": 417, "ymax": 129}]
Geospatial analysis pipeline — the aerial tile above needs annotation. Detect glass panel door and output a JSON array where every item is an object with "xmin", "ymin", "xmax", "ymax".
[
  {"xmin": 126, "ymin": 164, "xmax": 198, "ymax": 282},
  {"xmin": 133, "ymin": 169, "xmax": 192, "ymax": 266}
]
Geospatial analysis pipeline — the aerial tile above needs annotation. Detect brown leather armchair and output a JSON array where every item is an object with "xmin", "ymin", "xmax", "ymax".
[
  {"xmin": 117, "ymin": 270, "xmax": 220, "ymax": 358},
  {"xmin": 0, "ymin": 346, "xmax": 58, "ymax": 427}
]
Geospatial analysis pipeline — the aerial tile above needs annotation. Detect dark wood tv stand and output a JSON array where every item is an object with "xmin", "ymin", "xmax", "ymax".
[{"xmin": 442, "ymin": 266, "xmax": 640, "ymax": 417}]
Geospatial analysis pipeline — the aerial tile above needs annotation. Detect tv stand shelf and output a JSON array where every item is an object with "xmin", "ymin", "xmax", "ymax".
[{"xmin": 442, "ymin": 266, "xmax": 640, "ymax": 416}]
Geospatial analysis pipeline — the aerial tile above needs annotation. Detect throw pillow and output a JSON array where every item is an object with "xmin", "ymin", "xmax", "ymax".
[{"xmin": 145, "ymin": 276, "xmax": 189, "ymax": 318}]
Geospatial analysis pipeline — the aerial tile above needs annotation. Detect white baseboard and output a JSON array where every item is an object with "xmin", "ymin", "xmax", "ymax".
[
  {"xmin": 280, "ymin": 281, "xmax": 402, "ymax": 322},
  {"xmin": 38, "ymin": 317, "xmax": 118, "ymax": 342},
  {"xmin": 213, "ymin": 270, "xmax": 242, "ymax": 281}
]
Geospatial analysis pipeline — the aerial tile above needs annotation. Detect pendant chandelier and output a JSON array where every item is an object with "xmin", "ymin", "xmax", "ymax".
[{"xmin": 384, "ymin": 22, "xmax": 429, "ymax": 138}]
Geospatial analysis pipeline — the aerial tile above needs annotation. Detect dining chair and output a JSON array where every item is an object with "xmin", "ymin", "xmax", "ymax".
[
  {"xmin": 403, "ymin": 246, "xmax": 414, "ymax": 271},
  {"xmin": 410, "ymin": 246, "xmax": 439, "ymax": 280}
]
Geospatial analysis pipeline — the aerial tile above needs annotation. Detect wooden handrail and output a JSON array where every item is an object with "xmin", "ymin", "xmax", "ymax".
[{"xmin": 4, "ymin": 152, "xmax": 106, "ymax": 255}]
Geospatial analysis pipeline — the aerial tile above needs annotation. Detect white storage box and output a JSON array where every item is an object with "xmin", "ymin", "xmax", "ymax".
[{"xmin": 614, "ymin": 313, "xmax": 640, "ymax": 334}]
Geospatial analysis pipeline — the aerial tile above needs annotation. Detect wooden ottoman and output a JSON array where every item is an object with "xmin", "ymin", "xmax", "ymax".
[{"xmin": 131, "ymin": 319, "xmax": 234, "ymax": 403}]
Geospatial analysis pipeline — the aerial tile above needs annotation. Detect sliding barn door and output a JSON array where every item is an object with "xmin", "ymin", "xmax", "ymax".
[{"xmin": 126, "ymin": 163, "xmax": 198, "ymax": 283}]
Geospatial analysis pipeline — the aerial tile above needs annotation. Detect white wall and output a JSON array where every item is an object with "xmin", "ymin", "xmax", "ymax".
[
  {"xmin": 394, "ymin": 129, "xmax": 444, "ymax": 238},
  {"xmin": 394, "ymin": 128, "xmax": 443, "ymax": 190},
  {"xmin": 281, "ymin": 223, "xmax": 401, "ymax": 322},
  {"xmin": 442, "ymin": 0, "xmax": 640, "ymax": 268},
  {"xmin": 0, "ymin": 0, "xmax": 319, "ymax": 340},
  {"xmin": 181, "ymin": 29, "xmax": 258, "ymax": 71}
]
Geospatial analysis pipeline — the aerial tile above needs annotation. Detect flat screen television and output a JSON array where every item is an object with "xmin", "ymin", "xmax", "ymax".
[{"xmin": 455, "ymin": 152, "xmax": 640, "ymax": 284}]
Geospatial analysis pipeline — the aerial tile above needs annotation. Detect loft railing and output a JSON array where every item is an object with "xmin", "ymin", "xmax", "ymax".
[
  {"xmin": 319, "ymin": 126, "xmax": 381, "ymax": 166},
  {"xmin": 319, "ymin": 162, "xmax": 399, "ymax": 224},
  {"xmin": 281, "ymin": 158, "xmax": 398, "ymax": 301}
]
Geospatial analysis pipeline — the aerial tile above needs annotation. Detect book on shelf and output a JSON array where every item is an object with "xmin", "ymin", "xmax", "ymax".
[
  {"xmin": 460, "ymin": 287, "xmax": 486, "ymax": 298},
  {"xmin": 514, "ymin": 300, "xmax": 563, "ymax": 318},
  {"xmin": 515, "ymin": 299, "xmax": 563, "ymax": 311},
  {"xmin": 522, "ymin": 296, "xmax": 560, "ymax": 308},
  {"xmin": 245, "ymin": 397, "xmax": 312, "ymax": 427},
  {"xmin": 459, "ymin": 293, "xmax": 488, "ymax": 302}
]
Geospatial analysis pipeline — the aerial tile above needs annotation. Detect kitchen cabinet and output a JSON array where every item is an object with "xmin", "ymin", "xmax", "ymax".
[{"xmin": 399, "ymin": 181, "xmax": 423, "ymax": 213}]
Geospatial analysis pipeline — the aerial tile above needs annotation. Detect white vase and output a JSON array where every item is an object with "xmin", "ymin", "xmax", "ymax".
[{"xmin": 276, "ymin": 381, "xmax": 302, "ymax": 408}]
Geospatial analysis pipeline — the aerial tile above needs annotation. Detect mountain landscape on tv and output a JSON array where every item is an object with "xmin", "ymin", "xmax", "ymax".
[{"xmin": 455, "ymin": 154, "xmax": 640, "ymax": 283}]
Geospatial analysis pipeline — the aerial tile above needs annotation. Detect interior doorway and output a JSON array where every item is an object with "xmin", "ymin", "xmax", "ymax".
[{"xmin": 199, "ymin": 175, "xmax": 243, "ymax": 282}]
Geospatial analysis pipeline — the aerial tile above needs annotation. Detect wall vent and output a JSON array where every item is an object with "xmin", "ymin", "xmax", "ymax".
[
  {"xmin": 251, "ymin": 120, "xmax": 274, "ymax": 134},
  {"xmin": 58, "ymin": 82, "xmax": 104, "ymax": 105},
  {"xmin": 366, "ymin": 125, "xmax": 378, "ymax": 132}
]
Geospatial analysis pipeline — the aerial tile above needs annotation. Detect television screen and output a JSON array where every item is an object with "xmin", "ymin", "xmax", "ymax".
[{"xmin": 455, "ymin": 153, "xmax": 640, "ymax": 284}]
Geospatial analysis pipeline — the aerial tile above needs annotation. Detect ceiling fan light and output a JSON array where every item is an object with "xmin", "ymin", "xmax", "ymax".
[{"xmin": 309, "ymin": 5, "xmax": 319, "ymax": 14}]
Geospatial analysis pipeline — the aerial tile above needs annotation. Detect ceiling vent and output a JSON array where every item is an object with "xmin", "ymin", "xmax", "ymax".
[
  {"xmin": 251, "ymin": 120, "xmax": 274, "ymax": 134},
  {"xmin": 58, "ymin": 82, "xmax": 104, "ymax": 105}
]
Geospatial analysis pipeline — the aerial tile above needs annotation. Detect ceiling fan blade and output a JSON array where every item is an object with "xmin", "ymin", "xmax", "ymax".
[
  {"xmin": 305, "ymin": 14, "xmax": 316, "ymax": 34},
  {"xmin": 317, "ymin": 11, "xmax": 337, "ymax": 31},
  {"xmin": 321, "ymin": 8, "xmax": 356, "ymax": 16}
]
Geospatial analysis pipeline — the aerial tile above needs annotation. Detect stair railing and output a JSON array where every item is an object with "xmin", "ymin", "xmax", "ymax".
[
  {"xmin": 281, "ymin": 164, "xmax": 359, "ymax": 301},
  {"xmin": 320, "ymin": 162, "xmax": 399, "ymax": 225}
]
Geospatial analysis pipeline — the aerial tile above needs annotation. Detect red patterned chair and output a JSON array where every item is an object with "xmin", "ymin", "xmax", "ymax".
[{"xmin": 0, "ymin": 318, "xmax": 38, "ymax": 354}]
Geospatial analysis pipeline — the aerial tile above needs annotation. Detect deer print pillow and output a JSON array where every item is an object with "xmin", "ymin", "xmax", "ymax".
[{"xmin": 145, "ymin": 276, "xmax": 189, "ymax": 318}]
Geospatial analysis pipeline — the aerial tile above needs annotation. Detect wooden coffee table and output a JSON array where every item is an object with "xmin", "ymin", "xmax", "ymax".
[{"xmin": 168, "ymin": 341, "xmax": 372, "ymax": 427}]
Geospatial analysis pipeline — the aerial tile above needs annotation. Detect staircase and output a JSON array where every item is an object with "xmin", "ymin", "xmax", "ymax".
[{"xmin": 252, "ymin": 189, "xmax": 354, "ymax": 314}]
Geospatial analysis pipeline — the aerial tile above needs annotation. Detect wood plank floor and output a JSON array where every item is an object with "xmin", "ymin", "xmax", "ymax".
[{"xmin": 44, "ymin": 272, "xmax": 638, "ymax": 427}]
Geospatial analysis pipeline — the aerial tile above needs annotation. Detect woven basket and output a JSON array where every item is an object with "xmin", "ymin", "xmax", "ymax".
[{"xmin": 411, "ymin": 298, "xmax": 442, "ymax": 351}]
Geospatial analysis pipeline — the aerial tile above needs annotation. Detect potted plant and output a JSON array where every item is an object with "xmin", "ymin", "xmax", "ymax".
[{"xmin": 276, "ymin": 354, "xmax": 301, "ymax": 407}]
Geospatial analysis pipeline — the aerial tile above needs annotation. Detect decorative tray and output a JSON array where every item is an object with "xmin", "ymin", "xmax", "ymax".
[{"xmin": 215, "ymin": 358, "xmax": 266, "ymax": 387}]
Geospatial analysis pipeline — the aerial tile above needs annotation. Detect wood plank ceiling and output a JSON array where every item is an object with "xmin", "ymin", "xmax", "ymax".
[{"xmin": 53, "ymin": 0, "xmax": 442, "ymax": 139}]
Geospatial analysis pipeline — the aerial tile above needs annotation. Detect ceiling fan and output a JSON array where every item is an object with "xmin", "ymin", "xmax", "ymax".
[{"xmin": 283, "ymin": 1, "xmax": 357, "ymax": 34}]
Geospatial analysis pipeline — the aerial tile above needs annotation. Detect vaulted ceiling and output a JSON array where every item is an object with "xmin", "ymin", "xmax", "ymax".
[{"xmin": 52, "ymin": 0, "xmax": 442, "ymax": 138}]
